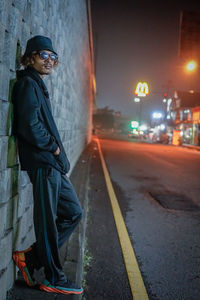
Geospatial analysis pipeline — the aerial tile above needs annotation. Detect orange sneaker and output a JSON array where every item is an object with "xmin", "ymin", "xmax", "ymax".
[
  {"xmin": 40, "ymin": 279, "xmax": 83, "ymax": 295},
  {"xmin": 13, "ymin": 247, "xmax": 36, "ymax": 287}
]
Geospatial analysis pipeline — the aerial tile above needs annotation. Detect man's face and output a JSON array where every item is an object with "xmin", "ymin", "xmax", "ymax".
[{"xmin": 32, "ymin": 50, "xmax": 56, "ymax": 77}]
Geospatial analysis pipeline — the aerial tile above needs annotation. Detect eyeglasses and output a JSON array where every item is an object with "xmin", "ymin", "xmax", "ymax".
[{"xmin": 37, "ymin": 51, "xmax": 58, "ymax": 61}]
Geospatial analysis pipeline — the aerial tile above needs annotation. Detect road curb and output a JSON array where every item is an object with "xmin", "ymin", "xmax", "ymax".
[
  {"xmin": 63, "ymin": 142, "xmax": 94, "ymax": 299},
  {"xmin": 182, "ymin": 144, "xmax": 200, "ymax": 151}
]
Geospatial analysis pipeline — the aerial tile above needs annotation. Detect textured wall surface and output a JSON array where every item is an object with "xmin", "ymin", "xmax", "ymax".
[{"xmin": 0, "ymin": 1, "xmax": 94, "ymax": 299}]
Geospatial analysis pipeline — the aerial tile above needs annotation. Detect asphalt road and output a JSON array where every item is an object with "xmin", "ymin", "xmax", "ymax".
[{"xmin": 98, "ymin": 139, "xmax": 200, "ymax": 300}]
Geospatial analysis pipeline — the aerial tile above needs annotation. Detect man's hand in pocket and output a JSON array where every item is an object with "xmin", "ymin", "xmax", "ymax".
[{"xmin": 54, "ymin": 147, "xmax": 60, "ymax": 156}]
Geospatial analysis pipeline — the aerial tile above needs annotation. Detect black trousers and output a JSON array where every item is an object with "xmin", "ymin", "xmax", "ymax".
[{"xmin": 27, "ymin": 167, "xmax": 82, "ymax": 285}]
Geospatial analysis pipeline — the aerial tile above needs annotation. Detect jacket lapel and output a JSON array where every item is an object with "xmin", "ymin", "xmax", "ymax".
[{"xmin": 25, "ymin": 67, "xmax": 62, "ymax": 144}]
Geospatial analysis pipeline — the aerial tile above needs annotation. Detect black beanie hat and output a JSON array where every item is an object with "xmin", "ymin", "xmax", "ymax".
[{"xmin": 24, "ymin": 35, "xmax": 57, "ymax": 56}]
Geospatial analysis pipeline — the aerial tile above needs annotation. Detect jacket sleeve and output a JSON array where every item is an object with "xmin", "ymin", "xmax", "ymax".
[{"xmin": 13, "ymin": 77, "xmax": 58, "ymax": 153}]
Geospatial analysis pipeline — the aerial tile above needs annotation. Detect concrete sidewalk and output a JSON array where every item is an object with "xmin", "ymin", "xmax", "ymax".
[
  {"xmin": 7, "ymin": 142, "xmax": 94, "ymax": 300},
  {"xmin": 182, "ymin": 143, "xmax": 200, "ymax": 151}
]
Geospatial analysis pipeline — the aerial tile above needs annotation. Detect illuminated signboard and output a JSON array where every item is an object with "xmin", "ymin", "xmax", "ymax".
[
  {"xmin": 134, "ymin": 97, "xmax": 140, "ymax": 102},
  {"xmin": 131, "ymin": 121, "xmax": 139, "ymax": 128},
  {"xmin": 135, "ymin": 82, "xmax": 149, "ymax": 97}
]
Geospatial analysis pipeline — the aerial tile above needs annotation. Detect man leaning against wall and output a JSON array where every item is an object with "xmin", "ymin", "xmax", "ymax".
[{"xmin": 11, "ymin": 35, "xmax": 83, "ymax": 295}]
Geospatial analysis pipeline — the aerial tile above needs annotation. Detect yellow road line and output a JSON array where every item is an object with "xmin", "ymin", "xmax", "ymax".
[{"xmin": 96, "ymin": 138, "xmax": 149, "ymax": 300}]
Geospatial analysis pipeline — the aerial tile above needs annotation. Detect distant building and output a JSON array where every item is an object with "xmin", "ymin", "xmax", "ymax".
[{"xmin": 167, "ymin": 90, "xmax": 200, "ymax": 145}]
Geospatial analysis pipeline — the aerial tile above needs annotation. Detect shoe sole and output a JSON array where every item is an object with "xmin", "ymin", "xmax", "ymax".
[
  {"xmin": 13, "ymin": 252, "xmax": 35, "ymax": 287},
  {"xmin": 40, "ymin": 283, "xmax": 83, "ymax": 295}
]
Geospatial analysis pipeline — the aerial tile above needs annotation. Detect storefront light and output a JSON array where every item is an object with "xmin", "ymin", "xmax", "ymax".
[
  {"xmin": 134, "ymin": 97, "xmax": 140, "ymax": 102},
  {"xmin": 152, "ymin": 112, "xmax": 163, "ymax": 119},
  {"xmin": 140, "ymin": 124, "xmax": 148, "ymax": 131}
]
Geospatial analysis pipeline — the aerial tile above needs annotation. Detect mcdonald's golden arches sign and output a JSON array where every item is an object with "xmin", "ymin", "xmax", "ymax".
[{"xmin": 135, "ymin": 82, "xmax": 149, "ymax": 97}]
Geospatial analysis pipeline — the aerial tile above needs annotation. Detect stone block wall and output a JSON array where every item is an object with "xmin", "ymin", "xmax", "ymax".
[{"xmin": 0, "ymin": 1, "xmax": 94, "ymax": 299}]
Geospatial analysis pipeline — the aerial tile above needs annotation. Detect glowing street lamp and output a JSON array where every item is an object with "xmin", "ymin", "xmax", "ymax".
[
  {"xmin": 185, "ymin": 60, "xmax": 197, "ymax": 72},
  {"xmin": 152, "ymin": 112, "xmax": 163, "ymax": 119},
  {"xmin": 160, "ymin": 124, "xmax": 166, "ymax": 130}
]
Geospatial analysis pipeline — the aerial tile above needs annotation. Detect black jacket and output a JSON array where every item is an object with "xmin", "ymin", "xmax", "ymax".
[{"xmin": 12, "ymin": 66, "xmax": 70, "ymax": 174}]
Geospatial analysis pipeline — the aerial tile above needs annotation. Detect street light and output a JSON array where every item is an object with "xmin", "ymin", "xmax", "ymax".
[
  {"xmin": 152, "ymin": 112, "xmax": 163, "ymax": 119},
  {"xmin": 185, "ymin": 60, "xmax": 197, "ymax": 72},
  {"xmin": 160, "ymin": 124, "xmax": 165, "ymax": 130},
  {"xmin": 152, "ymin": 112, "xmax": 163, "ymax": 128}
]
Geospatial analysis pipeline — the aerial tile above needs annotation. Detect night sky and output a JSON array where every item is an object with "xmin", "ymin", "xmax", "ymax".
[{"xmin": 91, "ymin": 0, "xmax": 200, "ymax": 122}]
